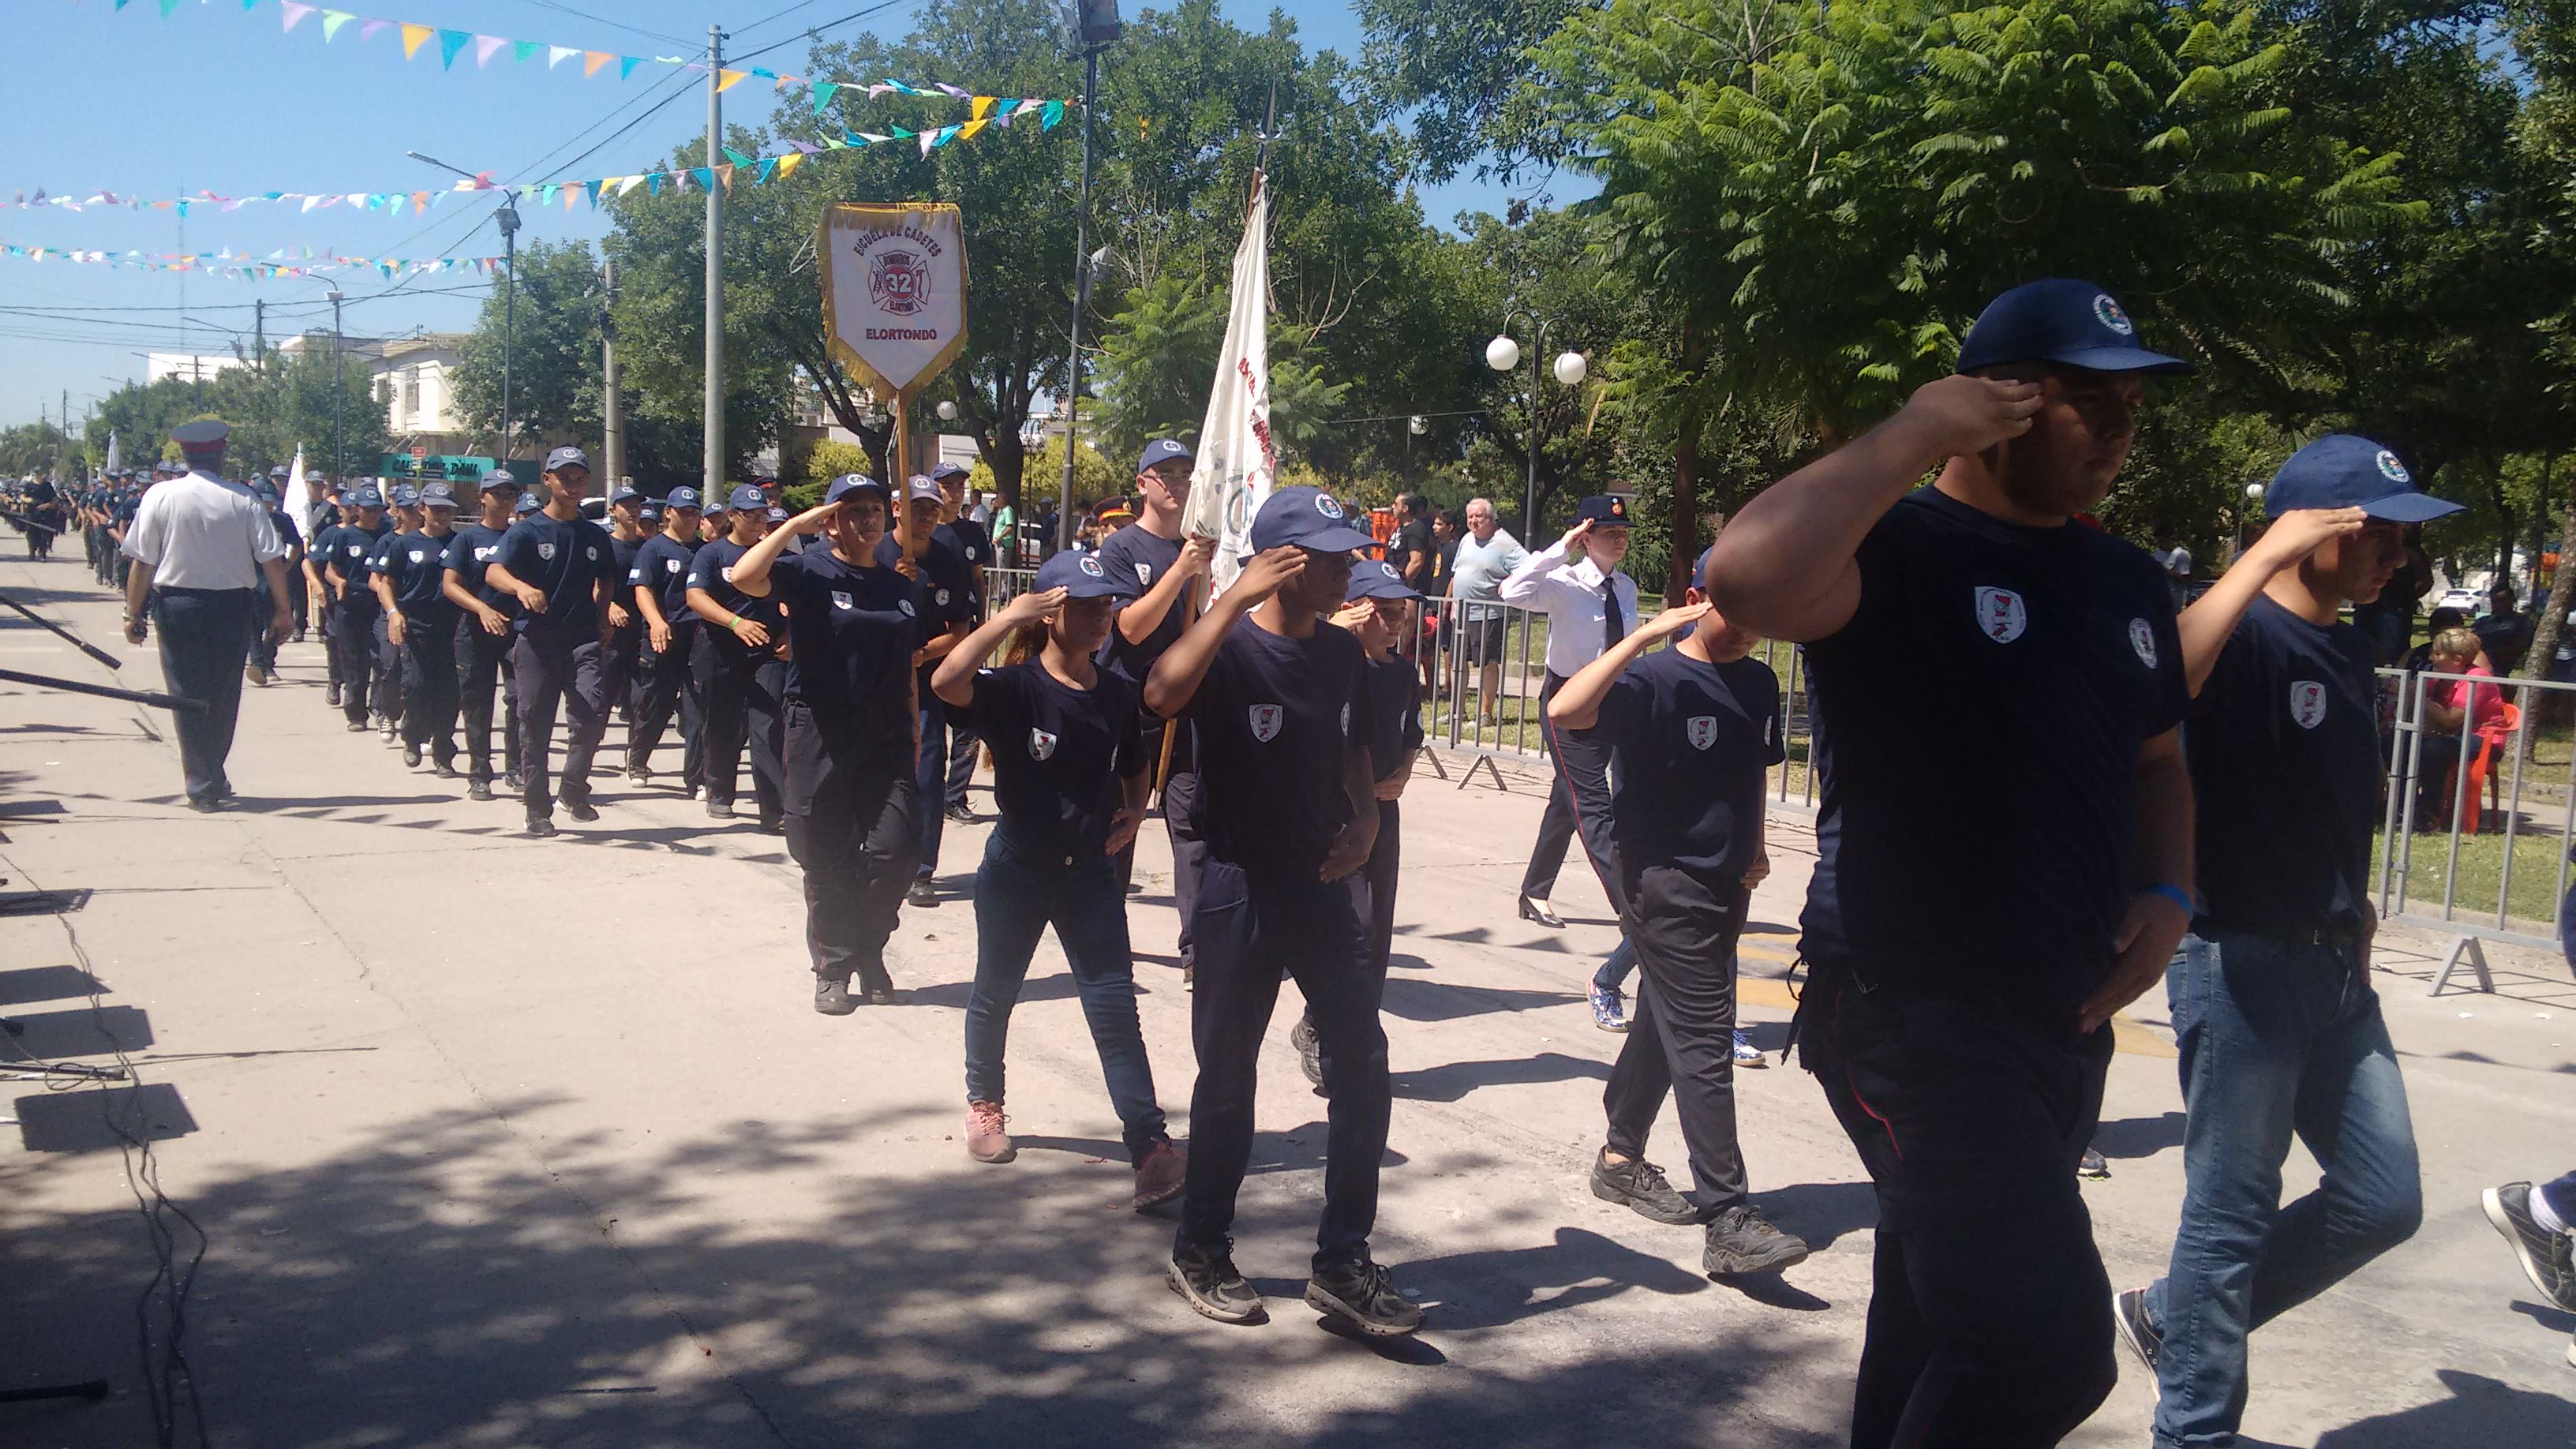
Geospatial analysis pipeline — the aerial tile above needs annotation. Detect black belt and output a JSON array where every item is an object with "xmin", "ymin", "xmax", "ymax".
[{"xmin": 155, "ymin": 584, "xmax": 256, "ymax": 597}]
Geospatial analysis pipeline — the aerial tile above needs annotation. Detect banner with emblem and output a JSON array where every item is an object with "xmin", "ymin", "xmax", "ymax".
[
  {"xmin": 1177, "ymin": 176, "xmax": 1275, "ymax": 595},
  {"xmin": 819, "ymin": 202, "xmax": 968, "ymax": 401}
]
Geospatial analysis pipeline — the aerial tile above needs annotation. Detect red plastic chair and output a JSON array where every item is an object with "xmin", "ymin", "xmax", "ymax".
[{"xmin": 2443, "ymin": 701, "xmax": 2521, "ymax": 834}]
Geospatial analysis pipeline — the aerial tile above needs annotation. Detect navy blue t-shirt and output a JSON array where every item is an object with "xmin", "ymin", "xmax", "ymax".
[
  {"xmin": 607, "ymin": 531, "xmax": 647, "ymax": 634},
  {"xmin": 1181, "ymin": 615, "xmax": 1375, "ymax": 873},
  {"xmin": 1801, "ymin": 489, "xmax": 2188, "ymax": 1005},
  {"xmin": 2188, "ymin": 594, "xmax": 2380, "ymax": 939},
  {"xmin": 967, "ymin": 661, "xmax": 1146, "ymax": 861},
  {"xmin": 373, "ymin": 527, "xmax": 459, "ymax": 626},
  {"xmin": 1094, "ymin": 524, "xmax": 1185, "ymax": 684},
  {"xmin": 318, "ymin": 522, "xmax": 385, "ymax": 612},
  {"xmin": 442, "ymin": 522, "xmax": 513, "ymax": 615},
  {"xmin": 492, "ymin": 513, "xmax": 617, "ymax": 635},
  {"xmin": 1602, "ymin": 646, "xmax": 1785, "ymax": 879},
  {"xmin": 630, "ymin": 533, "xmax": 699, "ymax": 636},
  {"xmin": 874, "ymin": 532, "xmax": 973, "ymax": 642},
  {"xmin": 687, "ymin": 537, "xmax": 784, "ymax": 641},
  {"xmin": 1363, "ymin": 653, "xmax": 1423, "ymax": 784},
  {"xmin": 766, "ymin": 547, "xmax": 926, "ymax": 747}
]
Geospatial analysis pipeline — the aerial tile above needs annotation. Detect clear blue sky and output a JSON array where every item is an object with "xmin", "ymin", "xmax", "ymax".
[{"xmin": 0, "ymin": 0, "xmax": 1587, "ymax": 436}]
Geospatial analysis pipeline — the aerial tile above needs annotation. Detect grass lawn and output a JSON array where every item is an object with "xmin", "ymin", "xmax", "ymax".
[{"xmin": 2375, "ymin": 822, "xmax": 2573, "ymax": 934}]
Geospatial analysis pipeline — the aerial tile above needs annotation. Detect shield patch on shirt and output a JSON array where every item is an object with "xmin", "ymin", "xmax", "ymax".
[
  {"xmin": 1686, "ymin": 715, "xmax": 1719, "ymax": 751},
  {"xmin": 586, "ymin": 547, "xmax": 599, "ymax": 561},
  {"xmin": 1249, "ymin": 704, "xmax": 1283, "ymax": 742},
  {"xmin": 897, "ymin": 598, "xmax": 915, "ymax": 618},
  {"xmin": 2290, "ymin": 680, "xmax": 2327, "ymax": 729},
  {"xmin": 936, "ymin": 587, "xmax": 951, "ymax": 606},
  {"xmin": 1136, "ymin": 563, "xmax": 1153, "ymax": 586},
  {"xmin": 665, "ymin": 559, "xmax": 683, "ymax": 573},
  {"xmin": 831, "ymin": 590, "xmax": 853, "ymax": 611},
  {"xmin": 476, "ymin": 547, "xmax": 497, "ymax": 562},
  {"xmin": 2128, "ymin": 618, "xmax": 2159, "ymax": 668},
  {"xmin": 537, "ymin": 542, "xmax": 556, "ymax": 561},
  {"xmin": 1029, "ymin": 728, "xmax": 1058, "ymax": 761},
  {"xmin": 408, "ymin": 549, "xmax": 427, "ymax": 564},
  {"xmin": 1974, "ymin": 586, "xmax": 2026, "ymax": 643}
]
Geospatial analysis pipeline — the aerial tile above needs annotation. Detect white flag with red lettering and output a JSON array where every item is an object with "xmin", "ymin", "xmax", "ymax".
[{"xmin": 1178, "ymin": 177, "xmax": 1273, "ymax": 594}]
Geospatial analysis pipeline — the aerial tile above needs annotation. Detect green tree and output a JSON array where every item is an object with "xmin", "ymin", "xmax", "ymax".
[{"xmin": 453, "ymin": 238, "xmax": 603, "ymax": 461}]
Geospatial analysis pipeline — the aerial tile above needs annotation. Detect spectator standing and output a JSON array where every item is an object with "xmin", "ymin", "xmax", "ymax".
[
  {"xmin": 2474, "ymin": 583, "xmax": 2536, "ymax": 676},
  {"xmin": 2151, "ymin": 530, "xmax": 2193, "ymax": 610},
  {"xmin": 1447, "ymin": 498, "xmax": 1529, "ymax": 725}
]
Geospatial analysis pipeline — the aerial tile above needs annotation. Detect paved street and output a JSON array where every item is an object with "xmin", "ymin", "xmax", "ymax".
[{"xmin": 3, "ymin": 547, "xmax": 2574, "ymax": 1448}]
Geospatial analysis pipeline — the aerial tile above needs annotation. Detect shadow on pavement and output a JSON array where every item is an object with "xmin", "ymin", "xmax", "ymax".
[
  {"xmin": 1393, "ymin": 1051, "xmax": 1608, "ymax": 1103},
  {"xmin": 2092, "ymin": 1111, "xmax": 2187, "ymax": 1159},
  {"xmin": 1380, "ymin": 978, "xmax": 1581, "ymax": 1024},
  {"xmin": 1, "ymin": 1102, "xmax": 1831, "ymax": 1448},
  {"xmin": 2313, "ymin": 1368, "xmax": 2576, "ymax": 1446}
]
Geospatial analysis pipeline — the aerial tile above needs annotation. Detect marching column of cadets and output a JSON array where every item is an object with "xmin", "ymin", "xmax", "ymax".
[{"xmin": 121, "ymin": 277, "xmax": 2576, "ymax": 1424}]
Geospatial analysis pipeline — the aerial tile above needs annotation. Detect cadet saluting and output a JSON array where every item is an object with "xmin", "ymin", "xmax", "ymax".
[
  {"xmin": 728, "ymin": 475, "xmax": 927, "ymax": 1011},
  {"xmin": 1144, "ymin": 486, "xmax": 1421, "ymax": 1339},
  {"xmin": 483, "ymin": 447, "xmax": 618, "ymax": 836}
]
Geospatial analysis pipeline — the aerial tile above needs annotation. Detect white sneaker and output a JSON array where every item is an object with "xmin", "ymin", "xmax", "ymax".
[{"xmin": 1732, "ymin": 1028, "xmax": 1767, "ymax": 1068}]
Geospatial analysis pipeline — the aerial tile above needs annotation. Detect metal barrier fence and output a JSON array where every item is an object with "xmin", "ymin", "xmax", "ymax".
[{"xmin": 2376, "ymin": 665, "xmax": 2576, "ymax": 994}]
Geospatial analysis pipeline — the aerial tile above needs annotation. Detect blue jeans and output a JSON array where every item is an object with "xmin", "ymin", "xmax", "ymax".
[
  {"xmin": 1592, "ymin": 936, "xmax": 1638, "ymax": 992},
  {"xmin": 964, "ymin": 834, "xmax": 1167, "ymax": 1164},
  {"xmin": 2145, "ymin": 930, "xmax": 2423, "ymax": 1447}
]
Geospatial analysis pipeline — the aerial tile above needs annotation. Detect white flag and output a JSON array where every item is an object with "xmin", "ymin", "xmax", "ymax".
[
  {"xmin": 283, "ymin": 445, "xmax": 311, "ymax": 543},
  {"xmin": 101, "ymin": 431, "xmax": 120, "ymax": 478},
  {"xmin": 1178, "ymin": 178, "xmax": 1274, "ymax": 595}
]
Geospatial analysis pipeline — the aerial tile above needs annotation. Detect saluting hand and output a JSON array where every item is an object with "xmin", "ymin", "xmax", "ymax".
[
  {"xmin": 793, "ymin": 506, "xmax": 834, "ymax": 537},
  {"xmin": 2245, "ymin": 507, "xmax": 2368, "ymax": 575},
  {"xmin": 1636, "ymin": 600, "xmax": 1712, "ymax": 645},
  {"xmin": 1560, "ymin": 518, "xmax": 1595, "ymax": 553},
  {"xmin": 1898, "ymin": 374, "xmax": 2046, "ymax": 462},
  {"xmin": 1004, "ymin": 586, "xmax": 1066, "ymax": 624},
  {"xmin": 1231, "ymin": 545, "xmax": 1307, "ymax": 607},
  {"xmin": 1330, "ymin": 600, "xmax": 1377, "ymax": 634}
]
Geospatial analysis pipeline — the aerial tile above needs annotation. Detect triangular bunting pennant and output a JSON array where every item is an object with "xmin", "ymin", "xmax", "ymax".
[
  {"xmin": 400, "ymin": 23, "xmax": 435, "ymax": 59},
  {"xmin": 620, "ymin": 56, "xmax": 642, "ymax": 80},
  {"xmin": 716, "ymin": 69, "xmax": 748, "ymax": 92},
  {"xmin": 776, "ymin": 153, "xmax": 805, "ymax": 179},
  {"xmin": 474, "ymin": 34, "xmax": 506, "ymax": 67},
  {"xmin": 714, "ymin": 164, "xmax": 736, "ymax": 194},
  {"xmin": 971, "ymin": 95, "xmax": 994, "ymax": 121},
  {"xmin": 958, "ymin": 118, "xmax": 990, "ymax": 142},
  {"xmin": 548, "ymin": 44, "xmax": 578, "ymax": 67},
  {"xmin": 722, "ymin": 146, "xmax": 754, "ymax": 168},
  {"xmin": 320, "ymin": 10, "xmax": 354, "ymax": 40},
  {"xmin": 437, "ymin": 28, "xmax": 470, "ymax": 68},
  {"xmin": 757, "ymin": 157, "xmax": 778, "ymax": 184},
  {"xmin": 281, "ymin": 2, "xmax": 315, "ymax": 32},
  {"xmin": 514, "ymin": 39, "xmax": 540, "ymax": 62},
  {"xmin": 1041, "ymin": 99, "xmax": 1065, "ymax": 129},
  {"xmin": 691, "ymin": 167, "xmax": 715, "ymax": 190},
  {"xmin": 811, "ymin": 81, "xmax": 841, "ymax": 114},
  {"xmin": 583, "ymin": 51, "xmax": 613, "ymax": 77},
  {"xmin": 584, "ymin": 179, "xmax": 603, "ymax": 207}
]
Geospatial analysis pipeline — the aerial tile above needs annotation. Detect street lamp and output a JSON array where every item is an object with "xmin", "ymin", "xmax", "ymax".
[
  {"xmin": 936, "ymin": 399, "xmax": 959, "ymax": 422},
  {"xmin": 1486, "ymin": 313, "xmax": 1587, "ymax": 539},
  {"xmin": 410, "ymin": 152, "xmax": 517, "ymax": 466},
  {"xmin": 328, "ymin": 290, "xmax": 345, "ymax": 483}
]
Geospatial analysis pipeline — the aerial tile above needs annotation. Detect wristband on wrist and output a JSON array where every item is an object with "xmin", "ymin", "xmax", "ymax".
[{"xmin": 2143, "ymin": 882, "xmax": 2194, "ymax": 916}]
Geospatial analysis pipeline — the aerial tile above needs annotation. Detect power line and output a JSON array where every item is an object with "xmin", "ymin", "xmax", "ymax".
[{"xmin": 515, "ymin": 0, "xmax": 695, "ymax": 48}]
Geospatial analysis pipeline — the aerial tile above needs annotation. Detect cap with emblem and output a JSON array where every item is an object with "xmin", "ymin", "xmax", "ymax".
[
  {"xmin": 419, "ymin": 483, "xmax": 458, "ymax": 509},
  {"xmin": 1346, "ymin": 558, "xmax": 1421, "ymax": 602},
  {"xmin": 514, "ymin": 492, "xmax": 542, "ymax": 515},
  {"xmin": 825, "ymin": 474, "xmax": 889, "ymax": 507},
  {"xmin": 608, "ymin": 481, "xmax": 642, "ymax": 504},
  {"xmin": 906, "ymin": 475, "xmax": 943, "ymax": 504},
  {"xmin": 268, "ymin": 465, "xmax": 289, "ymax": 478},
  {"xmin": 305, "ymin": 470, "xmax": 327, "ymax": 484},
  {"xmin": 726, "ymin": 483, "xmax": 766, "ymax": 511},
  {"xmin": 1956, "ymin": 279, "xmax": 2195, "ymax": 376},
  {"xmin": 1251, "ymin": 485, "xmax": 1376, "ymax": 554},
  {"xmin": 1035, "ymin": 549, "xmax": 1140, "ymax": 599},
  {"xmin": 766, "ymin": 506, "xmax": 788, "ymax": 524},
  {"xmin": 350, "ymin": 484, "xmax": 386, "ymax": 508},
  {"xmin": 2264, "ymin": 434, "xmax": 2463, "ymax": 523},
  {"xmin": 543, "ymin": 445, "xmax": 590, "ymax": 474},
  {"xmin": 391, "ymin": 484, "xmax": 426, "ymax": 508},
  {"xmin": 253, "ymin": 482, "xmax": 283, "ymax": 505},
  {"xmin": 481, "ymin": 468, "xmax": 519, "ymax": 490},
  {"xmin": 639, "ymin": 502, "xmax": 665, "ymax": 525},
  {"xmin": 1576, "ymin": 495, "xmax": 1631, "ymax": 528},
  {"xmin": 665, "ymin": 485, "xmax": 703, "ymax": 510},
  {"xmin": 930, "ymin": 461, "xmax": 972, "ymax": 484},
  {"xmin": 1136, "ymin": 439, "xmax": 1193, "ymax": 476},
  {"xmin": 1095, "ymin": 496, "xmax": 1136, "ymax": 526}
]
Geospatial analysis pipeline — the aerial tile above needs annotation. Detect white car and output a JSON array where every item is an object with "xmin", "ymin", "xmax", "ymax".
[{"xmin": 2436, "ymin": 588, "xmax": 2483, "ymax": 615}]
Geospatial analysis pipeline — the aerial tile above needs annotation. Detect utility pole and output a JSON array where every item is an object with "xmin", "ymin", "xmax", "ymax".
[
  {"xmin": 703, "ymin": 23, "xmax": 726, "ymax": 497},
  {"xmin": 329, "ymin": 290, "xmax": 346, "ymax": 482},
  {"xmin": 601, "ymin": 260, "xmax": 623, "ymax": 483},
  {"xmin": 499, "ymin": 197, "xmax": 519, "ymax": 468},
  {"xmin": 253, "ymin": 298, "xmax": 265, "ymax": 376}
]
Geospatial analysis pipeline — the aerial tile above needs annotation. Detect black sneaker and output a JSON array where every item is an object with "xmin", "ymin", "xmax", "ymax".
[
  {"xmin": 814, "ymin": 977, "xmax": 856, "ymax": 1016},
  {"xmin": 758, "ymin": 815, "xmax": 785, "ymax": 836},
  {"xmin": 564, "ymin": 798, "xmax": 600, "ymax": 822},
  {"xmin": 863, "ymin": 985, "xmax": 897, "ymax": 1007},
  {"xmin": 402, "ymin": 744, "xmax": 421, "ymax": 768},
  {"xmin": 1168, "ymin": 1242, "xmax": 1267, "ymax": 1326},
  {"xmin": 2080, "ymin": 1147, "xmax": 2111, "ymax": 1179},
  {"xmin": 1702, "ymin": 1204, "xmax": 1810, "ymax": 1277},
  {"xmin": 344, "ymin": 720, "xmax": 371, "ymax": 733},
  {"xmin": 2113, "ymin": 1286, "xmax": 2162, "ymax": 1374},
  {"xmin": 467, "ymin": 781, "xmax": 495, "ymax": 802},
  {"xmin": 2484, "ymin": 1182, "xmax": 2576, "ymax": 1312},
  {"xmin": 1591, "ymin": 1151, "xmax": 1698, "ymax": 1226},
  {"xmin": 1305, "ymin": 1256, "xmax": 1424, "ymax": 1337},
  {"xmin": 1290, "ymin": 1012, "xmax": 1327, "ymax": 1095},
  {"xmin": 907, "ymin": 880, "xmax": 940, "ymax": 908},
  {"xmin": 706, "ymin": 798, "xmax": 736, "ymax": 820},
  {"xmin": 326, "ymin": 683, "xmax": 342, "ymax": 707},
  {"xmin": 524, "ymin": 815, "xmax": 557, "ymax": 838},
  {"xmin": 432, "ymin": 762, "xmax": 459, "ymax": 780},
  {"xmin": 505, "ymin": 771, "xmax": 526, "ymax": 792}
]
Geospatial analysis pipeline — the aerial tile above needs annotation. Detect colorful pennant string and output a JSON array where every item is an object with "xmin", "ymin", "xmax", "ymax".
[{"xmin": 0, "ymin": 240, "xmax": 505, "ymax": 282}]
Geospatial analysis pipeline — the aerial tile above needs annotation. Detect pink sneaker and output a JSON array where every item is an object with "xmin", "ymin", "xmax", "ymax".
[
  {"xmin": 1133, "ymin": 1139, "xmax": 1188, "ymax": 1211},
  {"xmin": 966, "ymin": 1100, "xmax": 1015, "ymax": 1164}
]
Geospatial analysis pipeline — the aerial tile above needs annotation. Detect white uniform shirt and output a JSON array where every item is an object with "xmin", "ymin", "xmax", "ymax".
[
  {"xmin": 1499, "ymin": 534, "xmax": 1639, "ymax": 679},
  {"xmin": 120, "ymin": 469, "xmax": 286, "ymax": 590}
]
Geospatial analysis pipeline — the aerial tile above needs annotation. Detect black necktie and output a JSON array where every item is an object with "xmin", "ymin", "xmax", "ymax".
[{"xmin": 1602, "ymin": 577, "xmax": 1624, "ymax": 652}]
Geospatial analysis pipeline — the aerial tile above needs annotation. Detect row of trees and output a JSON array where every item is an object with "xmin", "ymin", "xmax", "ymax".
[
  {"xmin": 78, "ymin": 346, "xmax": 391, "ymax": 485},
  {"xmin": 419, "ymin": 0, "xmax": 2574, "ymax": 608}
]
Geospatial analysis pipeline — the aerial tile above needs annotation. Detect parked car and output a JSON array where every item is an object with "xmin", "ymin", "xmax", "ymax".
[{"xmin": 2436, "ymin": 587, "xmax": 2483, "ymax": 615}]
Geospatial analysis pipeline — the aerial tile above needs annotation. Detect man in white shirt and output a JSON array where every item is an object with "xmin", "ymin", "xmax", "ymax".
[
  {"xmin": 1446, "ymin": 497, "xmax": 1529, "ymax": 724},
  {"xmin": 1500, "ymin": 494, "xmax": 1643, "ymax": 1030},
  {"xmin": 119, "ymin": 421, "xmax": 293, "ymax": 811},
  {"xmin": 2153, "ymin": 531, "xmax": 2193, "ymax": 609}
]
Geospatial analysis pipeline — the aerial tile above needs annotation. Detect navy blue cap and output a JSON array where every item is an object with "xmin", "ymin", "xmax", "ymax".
[
  {"xmin": 766, "ymin": 506, "xmax": 788, "ymax": 523},
  {"xmin": 390, "ymin": 484, "xmax": 422, "ymax": 508},
  {"xmin": 268, "ymin": 465, "xmax": 289, "ymax": 477},
  {"xmin": 172, "ymin": 420, "xmax": 230, "ymax": 448},
  {"xmin": 639, "ymin": 501, "xmax": 664, "ymax": 519},
  {"xmin": 155, "ymin": 459, "xmax": 184, "ymax": 475},
  {"xmin": 1956, "ymin": 279, "xmax": 2193, "ymax": 376},
  {"xmin": 1035, "ymin": 549, "xmax": 1140, "ymax": 598},
  {"xmin": 1693, "ymin": 544, "xmax": 1717, "ymax": 584},
  {"xmin": 2265, "ymin": 434, "xmax": 2463, "ymax": 523},
  {"xmin": 514, "ymin": 492, "xmax": 542, "ymax": 515},
  {"xmin": 665, "ymin": 485, "xmax": 703, "ymax": 510},
  {"xmin": 905, "ymin": 475, "xmax": 943, "ymax": 504},
  {"xmin": 544, "ymin": 445, "xmax": 590, "ymax": 474},
  {"xmin": 1250, "ymin": 486, "xmax": 1376, "ymax": 554},
  {"xmin": 1346, "ymin": 558, "xmax": 1420, "ymax": 602},
  {"xmin": 350, "ymin": 485, "xmax": 385, "ymax": 508},
  {"xmin": 1136, "ymin": 439, "xmax": 1193, "ymax": 475},
  {"xmin": 481, "ymin": 468, "xmax": 519, "ymax": 490},
  {"xmin": 608, "ymin": 481, "xmax": 642, "ymax": 504},
  {"xmin": 419, "ymin": 483, "xmax": 457, "ymax": 508},
  {"xmin": 1577, "ymin": 495, "xmax": 1632, "ymax": 528},
  {"xmin": 725, "ymin": 483, "xmax": 766, "ymax": 511},
  {"xmin": 825, "ymin": 474, "xmax": 888, "ymax": 507},
  {"xmin": 253, "ymin": 483, "xmax": 283, "ymax": 505},
  {"xmin": 930, "ymin": 462, "xmax": 972, "ymax": 484},
  {"xmin": 305, "ymin": 470, "xmax": 326, "ymax": 484}
]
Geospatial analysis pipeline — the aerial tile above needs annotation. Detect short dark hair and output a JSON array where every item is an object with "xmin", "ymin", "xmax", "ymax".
[
  {"xmin": 1399, "ymin": 492, "xmax": 1429, "ymax": 519},
  {"xmin": 1435, "ymin": 508, "xmax": 1462, "ymax": 532},
  {"xmin": 2428, "ymin": 606, "xmax": 2468, "ymax": 633},
  {"xmin": 2491, "ymin": 583, "xmax": 2518, "ymax": 605}
]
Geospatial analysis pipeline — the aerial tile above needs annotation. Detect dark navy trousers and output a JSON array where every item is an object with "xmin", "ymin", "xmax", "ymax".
[{"xmin": 150, "ymin": 586, "xmax": 256, "ymax": 806}]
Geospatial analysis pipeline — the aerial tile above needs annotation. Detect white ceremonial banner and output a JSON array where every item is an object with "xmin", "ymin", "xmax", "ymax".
[
  {"xmin": 820, "ymin": 202, "xmax": 969, "ymax": 399},
  {"xmin": 1178, "ymin": 178, "xmax": 1273, "ymax": 595}
]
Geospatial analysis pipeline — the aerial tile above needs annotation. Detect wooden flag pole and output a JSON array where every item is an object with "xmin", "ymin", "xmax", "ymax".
[{"xmin": 1151, "ymin": 574, "xmax": 1204, "ymax": 800}]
